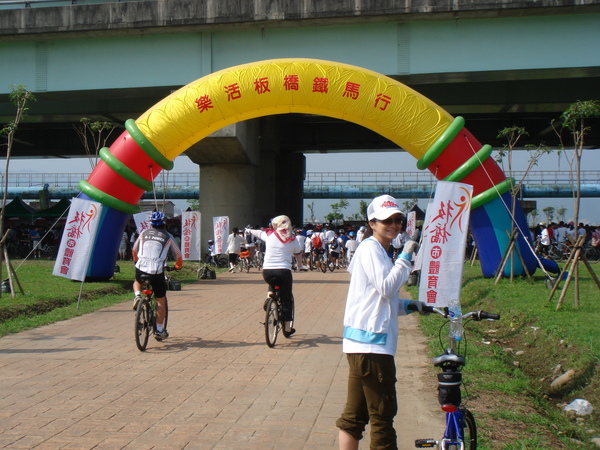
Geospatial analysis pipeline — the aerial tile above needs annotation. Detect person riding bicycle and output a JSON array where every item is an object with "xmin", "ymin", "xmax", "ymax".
[
  {"xmin": 336, "ymin": 195, "xmax": 426, "ymax": 449},
  {"xmin": 132, "ymin": 211, "xmax": 183, "ymax": 341},
  {"xmin": 250, "ymin": 215, "xmax": 303, "ymax": 338}
]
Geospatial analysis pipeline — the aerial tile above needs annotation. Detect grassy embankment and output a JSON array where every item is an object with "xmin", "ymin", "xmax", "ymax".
[{"xmin": 407, "ymin": 261, "xmax": 600, "ymax": 449}]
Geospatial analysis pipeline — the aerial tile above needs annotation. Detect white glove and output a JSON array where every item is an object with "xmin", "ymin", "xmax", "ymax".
[{"xmin": 403, "ymin": 240, "xmax": 418, "ymax": 255}]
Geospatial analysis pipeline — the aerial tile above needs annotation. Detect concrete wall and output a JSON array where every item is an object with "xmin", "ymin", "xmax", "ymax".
[{"xmin": 2, "ymin": 0, "xmax": 599, "ymax": 38}]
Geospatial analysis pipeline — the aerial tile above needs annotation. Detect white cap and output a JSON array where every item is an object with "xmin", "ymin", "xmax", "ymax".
[{"xmin": 367, "ymin": 195, "xmax": 402, "ymax": 221}]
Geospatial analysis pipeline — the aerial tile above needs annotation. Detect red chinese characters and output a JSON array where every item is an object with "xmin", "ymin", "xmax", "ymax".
[
  {"xmin": 312, "ymin": 77, "xmax": 329, "ymax": 93},
  {"xmin": 374, "ymin": 93, "xmax": 392, "ymax": 111},
  {"xmin": 58, "ymin": 205, "xmax": 98, "ymax": 276},
  {"xmin": 284, "ymin": 75, "xmax": 299, "ymax": 91},
  {"xmin": 195, "ymin": 95, "xmax": 214, "ymax": 112},
  {"xmin": 342, "ymin": 82, "xmax": 360, "ymax": 99},
  {"xmin": 192, "ymin": 74, "xmax": 393, "ymax": 113},
  {"xmin": 254, "ymin": 77, "xmax": 271, "ymax": 94},
  {"xmin": 182, "ymin": 216, "xmax": 198, "ymax": 259}
]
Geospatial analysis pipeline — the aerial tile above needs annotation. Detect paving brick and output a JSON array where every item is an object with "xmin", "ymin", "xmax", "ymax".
[{"xmin": 0, "ymin": 269, "xmax": 444, "ymax": 448}]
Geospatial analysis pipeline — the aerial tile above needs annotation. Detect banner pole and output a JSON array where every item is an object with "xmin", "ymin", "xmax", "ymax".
[{"xmin": 76, "ymin": 279, "xmax": 85, "ymax": 310}]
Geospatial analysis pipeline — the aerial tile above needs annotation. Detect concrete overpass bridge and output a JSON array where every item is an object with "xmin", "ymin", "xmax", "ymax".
[{"xmin": 1, "ymin": 1, "xmax": 599, "ymax": 278}]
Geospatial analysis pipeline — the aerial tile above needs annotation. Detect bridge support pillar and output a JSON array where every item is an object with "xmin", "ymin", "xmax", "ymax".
[{"xmin": 193, "ymin": 117, "xmax": 305, "ymax": 254}]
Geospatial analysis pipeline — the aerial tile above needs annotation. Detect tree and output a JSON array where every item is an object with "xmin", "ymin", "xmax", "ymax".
[
  {"xmin": 74, "ymin": 118, "xmax": 117, "ymax": 171},
  {"xmin": 549, "ymin": 100, "xmax": 600, "ymax": 310},
  {"xmin": 556, "ymin": 207, "xmax": 567, "ymax": 223},
  {"xmin": 554, "ymin": 100, "xmax": 600, "ymax": 228},
  {"xmin": 325, "ymin": 199, "xmax": 349, "ymax": 226},
  {"xmin": 402, "ymin": 198, "xmax": 417, "ymax": 212},
  {"xmin": 0, "ymin": 85, "xmax": 36, "ymax": 297},
  {"xmin": 494, "ymin": 126, "xmax": 551, "ymax": 280},
  {"xmin": 186, "ymin": 198, "xmax": 199, "ymax": 210},
  {"xmin": 529, "ymin": 209, "xmax": 539, "ymax": 228},
  {"xmin": 542, "ymin": 206, "xmax": 555, "ymax": 224},
  {"xmin": 358, "ymin": 200, "xmax": 368, "ymax": 220},
  {"xmin": 306, "ymin": 201, "xmax": 317, "ymax": 224}
]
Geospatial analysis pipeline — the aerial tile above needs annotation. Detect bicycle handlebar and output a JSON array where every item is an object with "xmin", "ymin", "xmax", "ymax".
[{"xmin": 408, "ymin": 303, "xmax": 500, "ymax": 321}]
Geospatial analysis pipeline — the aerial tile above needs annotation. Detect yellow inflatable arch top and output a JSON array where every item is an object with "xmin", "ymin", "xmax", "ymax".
[
  {"xmin": 136, "ymin": 58, "xmax": 453, "ymax": 162},
  {"xmin": 80, "ymin": 58, "xmax": 537, "ymax": 280}
]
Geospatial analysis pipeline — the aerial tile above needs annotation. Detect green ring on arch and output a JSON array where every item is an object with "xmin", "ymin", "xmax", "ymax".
[
  {"xmin": 417, "ymin": 116, "xmax": 465, "ymax": 171},
  {"xmin": 125, "ymin": 119, "xmax": 174, "ymax": 171},
  {"xmin": 443, "ymin": 144, "xmax": 493, "ymax": 182},
  {"xmin": 471, "ymin": 177, "xmax": 514, "ymax": 210},
  {"xmin": 79, "ymin": 180, "xmax": 140, "ymax": 214},
  {"xmin": 99, "ymin": 147, "xmax": 154, "ymax": 191}
]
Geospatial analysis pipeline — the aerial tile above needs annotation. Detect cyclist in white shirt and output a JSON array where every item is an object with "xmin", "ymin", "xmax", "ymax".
[
  {"xmin": 132, "ymin": 211, "xmax": 183, "ymax": 341},
  {"xmin": 250, "ymin": 215, "xmax": 303, "ymax": 338}
]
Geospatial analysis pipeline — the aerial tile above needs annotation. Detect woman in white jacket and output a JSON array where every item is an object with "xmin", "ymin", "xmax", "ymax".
[{"xmin": 336, "ymin": 194, "xmax": 424, "ymax": 450}]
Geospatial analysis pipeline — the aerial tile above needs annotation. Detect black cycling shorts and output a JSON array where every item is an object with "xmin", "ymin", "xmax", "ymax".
[{"xmin": 135, "ymin": 268, "xmax": 168, "ymax": 298}]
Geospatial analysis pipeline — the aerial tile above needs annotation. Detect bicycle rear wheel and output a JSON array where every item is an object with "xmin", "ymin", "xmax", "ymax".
[
  {"xmin": 446, "ymin": 408, "xmax": 477, "ymax": 450},
  {"xmin": 265, "ymin": 297, "xmax": 280, "ymax": 348},
  {"xmin": 135, "ymin": 299, "xmax": 151, "ymax": 351},
  {"xmin": 320, "ymin": 255, "xmax": 327, "ymax": 273}
]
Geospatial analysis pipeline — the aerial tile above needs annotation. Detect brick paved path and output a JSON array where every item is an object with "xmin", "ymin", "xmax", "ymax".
[{"xmin": 0, "ymin": 269, "xmax": 443, "ymax": 449}]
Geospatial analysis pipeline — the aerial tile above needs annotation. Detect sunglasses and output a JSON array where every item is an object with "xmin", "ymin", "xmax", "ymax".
[{"xmin": 374, "ymin": 217, "xmax": 403, "ymax": 225}]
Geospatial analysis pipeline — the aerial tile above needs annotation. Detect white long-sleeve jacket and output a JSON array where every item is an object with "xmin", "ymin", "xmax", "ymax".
[{"xmin": 342, "ymin": 236, "xmax": 412, "ymax": 356}]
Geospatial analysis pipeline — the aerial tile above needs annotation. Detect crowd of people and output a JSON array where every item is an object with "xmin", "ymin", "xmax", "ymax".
[
  {"xmin": 533, "ymin": 220, "xmax": 600, "ymax": 258},
  {"xmin": 4, "ymin": 222, "xmax": 61, "ymax": 259}
]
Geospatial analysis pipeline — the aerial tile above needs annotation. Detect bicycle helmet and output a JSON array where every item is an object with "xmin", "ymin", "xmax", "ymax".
[
  {"xmin": 348, "ymin": 231, "xmax": 355, "ymax": 237},
  {"xmin": 208, "ymin": 239, "xmax": 214, "ymax": 244},
  {"xmin": 151, "ymin": 211, "xmax": 165, "ymax": 226}
]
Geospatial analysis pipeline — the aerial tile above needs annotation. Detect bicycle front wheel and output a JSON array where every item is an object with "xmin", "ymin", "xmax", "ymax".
[
  {"xmin": 135, "ymin": 300, "xmax": 151, "ymax": 351},
  {"xmin": 265, "ymin": 298, "xmax": 280, "ymax": 348}
]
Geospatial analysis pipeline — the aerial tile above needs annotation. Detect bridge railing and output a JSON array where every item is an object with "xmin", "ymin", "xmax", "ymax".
[
  {"xmin": 0, "ymin": 172, "xmax": 199, "ymax": 188},
  {"xmin": 304, "ymin": 170, "xmax": 596, "ymax": 186},
  {"xmin": 0, "ymin": 170, "xmax": 595, "ymax": 189}
]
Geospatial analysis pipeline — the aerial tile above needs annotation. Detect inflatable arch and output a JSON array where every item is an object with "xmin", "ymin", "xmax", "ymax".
[{"xmin": 78, "ymin": 58, "xmax": 537, "ymax": 279}]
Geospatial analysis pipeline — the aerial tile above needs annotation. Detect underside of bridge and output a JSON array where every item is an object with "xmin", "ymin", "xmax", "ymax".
[{"xmin": 2, "ymin": 66, "xmax": 600, "ymax": 160}]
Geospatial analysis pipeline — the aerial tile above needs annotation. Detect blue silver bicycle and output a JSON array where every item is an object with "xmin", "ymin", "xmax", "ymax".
[{"xmin": 411, "ymin": 305, "xmax": 500, "ymax": 449}]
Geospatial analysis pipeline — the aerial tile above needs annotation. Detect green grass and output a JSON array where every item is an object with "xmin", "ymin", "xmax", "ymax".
[
  {"xmin": 407, "ymin": 261, "xmax": 600, "ymax": 449},
  {"xmin": 0, "ymin": 259, "xmax": 208, "ymax": 336}
]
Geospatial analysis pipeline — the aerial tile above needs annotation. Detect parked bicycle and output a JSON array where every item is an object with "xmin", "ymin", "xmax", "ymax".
[
  {"xmin": 134, "ymin": 266, "xmax": 176, "ymax": 351},
  {"xmin": 584, "ymin": 244, "xmax": 600, "ymax": 262},
  {"xmin": 411, "ymin": 303, "xmax": 500, "ymax": 450},
  {"xmin": 202, "ymin": 252, "xmax": 229, "ymax": 268},
  {"xmin": 263, "ymin": 282, "xmax": 295, "ymax": 348}
]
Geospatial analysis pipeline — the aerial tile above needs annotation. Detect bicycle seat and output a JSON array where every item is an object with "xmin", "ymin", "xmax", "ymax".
[
  {"xmin": 433, "ymin": 352, "xmax": 466, "ymax": 368},
  {"xmin": 140, "ymin": 274, "xmax": 153, "ymax": 284}
]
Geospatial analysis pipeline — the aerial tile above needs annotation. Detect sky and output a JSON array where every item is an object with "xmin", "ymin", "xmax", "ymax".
[{"xmin": 3, "ymin": 148, "xmax": 600, "ymax": 225}]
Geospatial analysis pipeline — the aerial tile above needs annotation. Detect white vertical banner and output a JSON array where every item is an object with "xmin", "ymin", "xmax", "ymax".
[
  {"xmin": 406, "ymin": 211, "xmax": 416, "ymax": 241},
  {"xmin": 133, "ymin": 211, "xmax": 152, "ymax": 233},
  {"xmin": 213, "ymin": 216, "xmax": 229, "ymax": 255},
  {"xmin": 417, "ymin": 181, "xmax": 473, "ymax": 307},
  {"xmin": 182, "ymin": 211, "xmax": 201, "ymax": 261},
  {"xmin": 53, "ymin": 198, "xmax": 103, "ymax": 281}
]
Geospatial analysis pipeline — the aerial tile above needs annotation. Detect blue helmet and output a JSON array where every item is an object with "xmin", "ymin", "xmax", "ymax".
[{"xmin": 151, "ymin": 211, "xmax": 165, "ymax": 226}]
